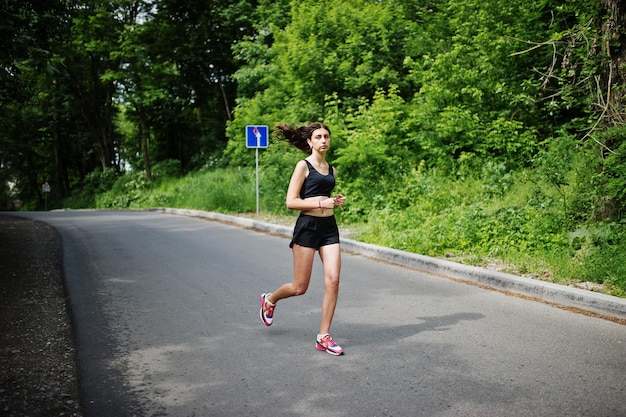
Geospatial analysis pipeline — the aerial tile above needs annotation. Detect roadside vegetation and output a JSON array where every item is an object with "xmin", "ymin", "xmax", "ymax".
[
  {"xmin": 61, "ymin": 161, "xmax": 626, "ymax": 297},
  {"xmin": 3, "ymin": 0, "xmax": 625, "ymax": 296}
]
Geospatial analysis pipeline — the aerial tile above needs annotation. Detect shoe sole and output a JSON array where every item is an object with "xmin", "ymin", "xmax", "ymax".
[
  {"xmin": 315, "ymin": 343, "xmax": 344, "ymax": 356},
  {"xmin": 259, "ymin": 293, "xmax": 272, "ymax": 326}
]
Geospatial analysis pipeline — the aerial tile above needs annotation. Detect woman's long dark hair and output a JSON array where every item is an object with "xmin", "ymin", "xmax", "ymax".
[{"xmin": 273, "ymin": 122, "xmax": 331, "ymax": 155}]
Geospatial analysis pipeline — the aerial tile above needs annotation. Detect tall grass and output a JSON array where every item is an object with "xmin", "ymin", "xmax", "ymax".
[
  {"xmin": 86, "ymin": 167, "xmax": 257, "ymax": 213},
  {"xmin": 158, "ymin": 168, "xmax": 257, "ymax": 213}
]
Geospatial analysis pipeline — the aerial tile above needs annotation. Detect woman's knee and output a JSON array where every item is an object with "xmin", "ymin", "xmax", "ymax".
[
  {"xmin": 324, "ymin": 273, "xmax": 340, "ymax": 290},
  {"xmin": 292, "ymin": 281, "xmax": 309, "ymax": 296}
]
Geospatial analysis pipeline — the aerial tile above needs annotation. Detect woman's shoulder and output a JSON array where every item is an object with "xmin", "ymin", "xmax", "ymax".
[{"xmin": 292, "ymin": 159, "xmax": 309, "ymax": 176}]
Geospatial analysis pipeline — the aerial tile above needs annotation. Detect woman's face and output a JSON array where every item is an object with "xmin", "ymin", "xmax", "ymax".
[{"xmin": 308, "ymin": 128, "xmax": 331, "ymax": 153}]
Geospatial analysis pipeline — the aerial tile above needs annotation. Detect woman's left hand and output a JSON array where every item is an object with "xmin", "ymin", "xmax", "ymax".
[{"xmin": 333, "ymin": 194, "xmax": 346, "ymax": 207}]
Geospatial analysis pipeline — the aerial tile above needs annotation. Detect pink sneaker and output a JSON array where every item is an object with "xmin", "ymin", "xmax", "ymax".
[
  {"xmin": 260, "ymin": 293, "xmax": 275, "ymax": 326},
  {"xmin": 315, "ymin": 334, "xmax": 344, "ymax": 355}
]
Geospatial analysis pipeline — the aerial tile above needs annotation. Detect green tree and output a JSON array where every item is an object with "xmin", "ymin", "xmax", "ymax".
[
  {"xmin": 60, "ymin": 0, "xmax": 128, "ymax": 172},
  {"xmin": 0, "ymin": 0, "xmax": 74, "ymax": 207},
  {"xmin": 226, "ymin": 0, "xmax": 416, "ymax": 166},
  {"xmin": 144, "ymin": 0, "xmax": 257, "ymax": 172},
  {"xmin": 400, "ymin": 0, "xmax": 548, "ymax": 172}
]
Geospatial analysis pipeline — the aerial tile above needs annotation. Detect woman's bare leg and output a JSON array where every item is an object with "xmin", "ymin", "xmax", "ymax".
[
  {"xmin": 268, "ymin": 244, "xmax": 316, "ymax": 303},
  {"xmin": 317, "ymin": 243, "xmax": 341, "ymax": 334}
]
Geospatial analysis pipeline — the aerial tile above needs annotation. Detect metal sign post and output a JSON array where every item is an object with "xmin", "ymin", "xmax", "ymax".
[{"xmin": 245, "ymin": 126, "xmax": 269, "ymax": 214}]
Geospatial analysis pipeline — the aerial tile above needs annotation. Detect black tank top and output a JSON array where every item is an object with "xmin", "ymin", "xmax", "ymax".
[{"xmin": 299, "ymin": 160, "xmax": 335, "ymax": 199}]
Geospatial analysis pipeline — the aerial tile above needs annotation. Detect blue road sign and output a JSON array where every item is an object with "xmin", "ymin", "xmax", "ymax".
[{"xmin": 246, "ymin": 125, "xmax": 269, "ymax": 148}]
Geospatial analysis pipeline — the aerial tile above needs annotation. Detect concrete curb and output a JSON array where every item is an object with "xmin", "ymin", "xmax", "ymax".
[{"xmin": 149, "ymin": 208, "xmax": 626, "ymax": 321}]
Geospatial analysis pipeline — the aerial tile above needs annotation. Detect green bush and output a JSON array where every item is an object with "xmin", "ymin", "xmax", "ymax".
[
  {"xmin": 558, "ymin": 223, "xmax": 626, "ymax": 296},
  {"xmin": 97, "ymin": 169, "xmax": 148, "ymax": 209},
  {"xmin": 599, "ymin": 127, "xmax": 626, "ymax": 218},
  {"xmin": 64, "ymin": 168, "xmax": 121, "ymax": 209}
]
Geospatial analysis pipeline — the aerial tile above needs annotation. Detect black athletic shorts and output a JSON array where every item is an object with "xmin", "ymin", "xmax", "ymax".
[{"xmin": 289, "ymin": 214, "xmax": 340, "ymax": 249}]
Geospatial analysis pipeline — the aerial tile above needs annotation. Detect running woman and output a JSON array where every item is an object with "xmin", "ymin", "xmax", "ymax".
[{"xmin": 260, "ymin": 122, "xmax": 346, "ymax": 355}]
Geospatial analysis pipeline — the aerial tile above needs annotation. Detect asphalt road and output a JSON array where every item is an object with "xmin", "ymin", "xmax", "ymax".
[{"xmin": 14, "ymin": 210, "xmax": 626, "ymax": 417}]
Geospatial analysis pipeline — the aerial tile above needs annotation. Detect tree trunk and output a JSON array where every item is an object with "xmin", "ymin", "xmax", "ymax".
[
  {"xmin": 139, "ymin": 110, "xmax": 152, "ymax": 183},
  {"xmin": 601, "ymin": 0, "xmax": 626, "ymax": 125},
  {"xmin": 51, "ymin": 78, "xmax": 68, "ymax": 198}
]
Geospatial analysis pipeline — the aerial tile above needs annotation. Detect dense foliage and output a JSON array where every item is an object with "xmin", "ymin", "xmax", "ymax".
[
  {"xmin": 1, "ymin": 0, "xmax": 625, "ymax": 294},
  {"xmin": 1, "ymin": 0, "xmax": 256, "ymax": 205}
]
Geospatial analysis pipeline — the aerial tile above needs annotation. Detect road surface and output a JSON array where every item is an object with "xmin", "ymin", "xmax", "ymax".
[{"xmin": 14, "ymin": 211, "xmax": 626, "ymax": 417}]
